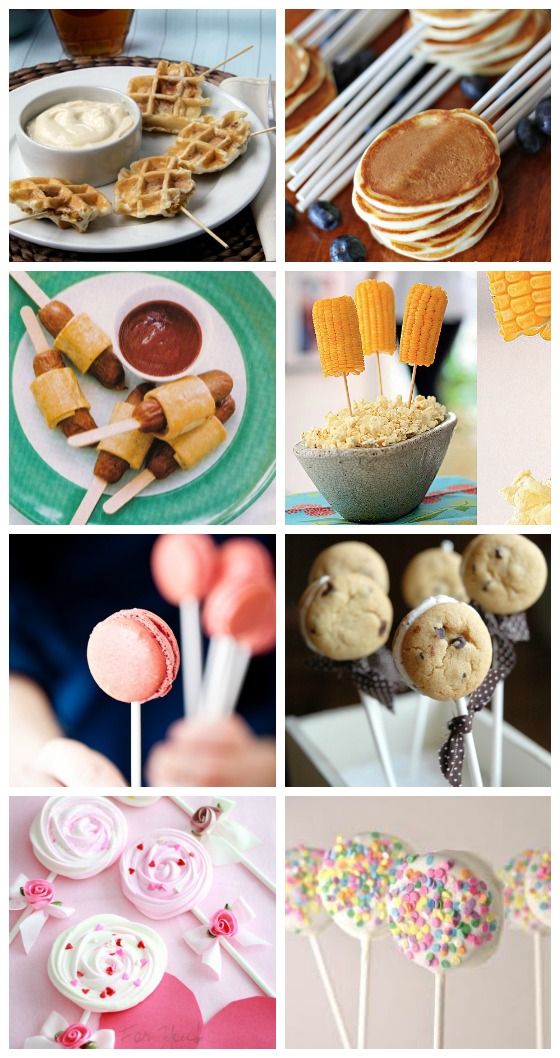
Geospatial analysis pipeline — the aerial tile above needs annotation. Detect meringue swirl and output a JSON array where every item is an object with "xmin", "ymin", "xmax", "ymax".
[
  {"xmin": 30, "ymin": 797, "xmax": 127, "ymax": 880},
  {"xmin": 120, "ymin": 828, "xmax": 213, "ymax": 920}
]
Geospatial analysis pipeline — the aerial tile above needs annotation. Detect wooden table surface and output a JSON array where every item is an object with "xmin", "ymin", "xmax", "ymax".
[{"xmin": 285, "ymin": 10, "xmax": 550, "ymax": 263}]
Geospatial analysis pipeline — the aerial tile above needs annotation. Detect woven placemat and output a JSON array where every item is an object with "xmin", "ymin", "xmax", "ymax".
[{"xmin": 9, "ymin": 56, "xmax": 265, "ymax": 263}]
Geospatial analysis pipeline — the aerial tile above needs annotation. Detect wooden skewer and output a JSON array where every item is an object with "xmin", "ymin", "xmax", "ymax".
[
  {"xmin": 342, "ymin": 374, "xmax": 353, "ymax": 414},
  {"xmin": 10, "ymin": 271, "xmax": 49, "ymax": 307},
  {"xmin": 407, "ymin": 365, "xmax": 417, "ymax": 407},
  {"xmin": 70, "ymin": 475, "xmax": 107, "ymax": 525},
  {"xmin": 10, "ymin": 214, "xmax": 38, "ymax": 224},
  {"xmin": 104, "ymin": 469, "xmax": 156, "ymax": 515},
  {"xmin": 203, "ymin": 43, "xmax": 254, "ymax": 78},
  {"xmin": 249, "ymin": 126, "xmax": 276, "ymax": 137},
  {"xmin": 375, "ymin": 352, "xmax": 383, "ymax": 397},
  {"xmin": 180, "ymin": 206, "xmax": 228, "ymax": 248}
]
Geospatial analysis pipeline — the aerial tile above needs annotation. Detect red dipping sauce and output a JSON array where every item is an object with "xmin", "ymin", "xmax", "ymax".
[{"xmin": 119, "ymin": 300, "xmax": 202, "ymax": 377}]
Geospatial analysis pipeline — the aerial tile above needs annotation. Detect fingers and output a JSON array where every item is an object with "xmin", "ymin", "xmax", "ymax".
[
  {"xmin": 38, "ymin": 738, "xmax": 127, "ymax": 787},
  {"xmin": 145, "ymin": 716, "xmax": 275, "ymax": 787}
]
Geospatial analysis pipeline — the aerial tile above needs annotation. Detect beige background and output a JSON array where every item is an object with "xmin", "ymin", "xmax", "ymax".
[
  {"xmin": 477, "ymin": 274, "xmax": 551, "ymax": 523},
  {"xmin": 286, "ymin": 795, "xmax": 550, "ymax": 1049}
]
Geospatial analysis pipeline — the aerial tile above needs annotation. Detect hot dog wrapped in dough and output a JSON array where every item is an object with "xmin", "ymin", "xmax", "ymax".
[
  {"xmin": 97, "ymin": 399, "xmax": 153, "ymax": 470},
  {"xmin": 30, "ymin": 367, "xmax": 91, "ymax": 429},
  {"xmin": 54, "ymin": 313, "xmax": 113, "ymax": 374},
  {"xmin": 145, "ymin": 375, "xmax": 215, "ymax": 440},
  {"xmin": 169, "ymin": 416, "xmax": 227, "ymax": 470}
]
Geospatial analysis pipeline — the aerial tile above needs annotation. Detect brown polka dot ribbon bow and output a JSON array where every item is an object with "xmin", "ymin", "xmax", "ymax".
[{"xmin": 307, "ymin": 647, "xmax": 408, "ymax": 709}]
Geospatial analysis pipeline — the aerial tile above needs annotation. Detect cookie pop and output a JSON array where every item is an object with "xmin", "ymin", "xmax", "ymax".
[
  {"xmin": 286, "ymin": 846, "xmax": 350, "ymax": 1049},
  {"xmin": 87, "ymin": 608, "xmax": 180, "ymax": 786},
  {"xmin": 461, "ymin": 534, "xmax": 548, "ymax": 787},
  {"xmin": 319, "ymin": 832, "xmax": 412, "ymax": 1048},
  {"xmin": 151, "ymin": 534, "xmax": 218, "ymax": 717},
  {"xmin": 393, "ymin": 596, "xmax": 492, "ymax": 787},
  {"xmin": 387, "ymin": 851, "xmax": 503, "ymax": 1048}
]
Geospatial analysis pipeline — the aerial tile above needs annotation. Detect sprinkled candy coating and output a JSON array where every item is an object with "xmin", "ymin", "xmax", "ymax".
[
  {"xmin": 285, "ymin": 846, "xmax": 329, "ymax": 935},
  {"xmin": 387, "ymin": 850, "xmax": 502, "ymax": 972},
  {"xmin": 525, "ymin": 850, "xmax": 551, "ymax": 929},
  {"xmin": 318, "ymin": 832, "xmax": 411, "ymax": 938},
  {"xmin": 498, "ymin": 849, "xmax": 542, "ymax": 931}
]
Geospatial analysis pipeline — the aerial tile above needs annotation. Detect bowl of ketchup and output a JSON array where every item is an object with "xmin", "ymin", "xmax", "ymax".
[{"xmin": 115, "ymin": 284, "xmax": 211, "ymax": 382}]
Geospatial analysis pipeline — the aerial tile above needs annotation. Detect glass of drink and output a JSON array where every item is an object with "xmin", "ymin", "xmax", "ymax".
[{"xmin": 50, "ymin": 9, "xmax": 133, "ymax": 58}]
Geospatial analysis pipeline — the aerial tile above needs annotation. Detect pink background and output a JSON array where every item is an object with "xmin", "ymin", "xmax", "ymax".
[{"xmin": 10, "ymin": 795, "xmax": 275, "ymax": 1047}]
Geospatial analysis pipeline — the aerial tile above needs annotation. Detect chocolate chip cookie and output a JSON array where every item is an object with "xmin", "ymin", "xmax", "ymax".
[
  {"xmin": 402, "ymin": 547, "xmax": 468, "ymax": 608},
  {"xmin": 393, "ymin": 596, "xmax": 492, "ymax": 700},
  {"xmin": 309, "ymin": 541, "xmax": 389, "ymax": 593},
  {"xmin": 299, "ymin": 572, "xmax": 393, "ymax": 661},
  {"xmin": 461, "ymin": 534, "xmax": 547, "ymax": 614}
]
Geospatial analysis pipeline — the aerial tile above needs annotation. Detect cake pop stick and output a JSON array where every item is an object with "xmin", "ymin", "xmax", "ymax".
[
  {"xmin": 87, "ymin": 609, "xmax": 180, "ymax": 786},
  {"xmin": 387, "ymin": 851, "xmax": 503, "ymax": 1049},
  {"xmin": 461, "ymin": 534, "xmax": 548, "ymax": 787},
  {"xmin": 286, "ymin": 846, "xmax": 351, "ymax": 1049},
  {"xmin": 151, "ymin": 534, "xmax": 218, "ymax": 716},
  {"xmin": 171, "ymin": 795, "xmax": 275, "ymax": 892},
  {"xmin": 312, "ymin": 295, "xmax": 365, "ymax": 413},
  {"xmin": 399, "ymin": 283, "xmax": 448, "ymax": 406}
]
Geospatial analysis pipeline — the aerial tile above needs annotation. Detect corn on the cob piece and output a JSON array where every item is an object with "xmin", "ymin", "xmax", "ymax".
[
  {"xmin": 487, "ymin": 271, "xmax": 551, "ymax": 341},
  {"xmin": 354, "ymin": 280, "xmax": 396, "ymax": 356},
  {"xmin": 399, "ymin": 283, "xmax": 448, "ymax": 366},
  {"xmin": 312, "ymin": 295, "xmax": 365, "ymax": 377}
]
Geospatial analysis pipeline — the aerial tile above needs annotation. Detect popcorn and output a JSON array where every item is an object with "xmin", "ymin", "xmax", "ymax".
[
  {"xmin": 501, "ymin": 470, "xmax": 551, "ymax": 525},
  {"xmin": 302, "ymin": 394, "xmax": 447, "ymax": 450}
]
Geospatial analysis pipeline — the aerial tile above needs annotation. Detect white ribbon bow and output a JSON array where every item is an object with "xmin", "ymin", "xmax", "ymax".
[
  {"xmin": 24, "ymin": 1011, "xmax": 115, "ymax": 1049},
  {"xmin": 9, "ymin": 875, "xmax": 75, "ymax": 954},
  {"xmin": 193, "ymin": 798, "xmax": 260, "ymax": 866},
  {"xmin": 184, "ymin": 897, "xmax": 268, "ymax": 979}
]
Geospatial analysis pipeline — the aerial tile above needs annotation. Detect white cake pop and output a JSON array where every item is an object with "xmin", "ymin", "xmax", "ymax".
[
  {"xmin": 499, "ymin": 849, "xmax": 544, "ymax": 931},
  {"xmin": 525, "ymin": 850, "xmax": 551, "ymax": 929},
  {"xmin": 318, "ymin": 832, "xmax": 411, "ymax": 939},
  {"xmin": 285, "ymin": 846, "xmax": 329, "ymax": 935}
]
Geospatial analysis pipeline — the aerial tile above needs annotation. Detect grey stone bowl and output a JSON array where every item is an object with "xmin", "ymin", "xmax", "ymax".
[{"xmin": 294, "ymin": 412, "xmax": 457, "ymax": 523}]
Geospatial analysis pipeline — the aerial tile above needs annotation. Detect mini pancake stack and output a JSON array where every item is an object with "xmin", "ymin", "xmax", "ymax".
[
  {"xmin": 409, "ymin": 9, "xmax": 550, "ymax": 75},
  {"xmin": 285, "ymin": 36, "xmax": 336, "ymax": 164},
  {"xmin": 353, "ymin": 108, "xmax": 502, "ymax": 261}
]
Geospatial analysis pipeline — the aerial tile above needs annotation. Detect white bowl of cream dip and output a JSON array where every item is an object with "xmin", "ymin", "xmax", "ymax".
[{"xmin": 16, "ymin": 86, "xmax": 142, "ymax": 186}]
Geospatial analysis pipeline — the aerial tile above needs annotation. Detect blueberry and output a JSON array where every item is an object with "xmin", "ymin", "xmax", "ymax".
[
  {"xmin": 333, "ymin": 49, "xmax": 376, "ymax": 93},
  {"xmin": 285, "ymin": 201, "xmax": 296, "ymax": 231},
  {"xmin": 329, "ymin": 235, "xmax": 367, "ymax": 262},
  {"xmin": 459, "ymin": 75, "xmax": 490, "ymax": 102},
  {"xmin": 535, "ymin": 96, "xmax": 551, "ymax": 136},
  {"xmin": 307, "ymin": 200, "xmax": 342, "ymax": 231},
  {"xmin": 516, "ymin": 116, "xmax": 546, "ymax": 154}
]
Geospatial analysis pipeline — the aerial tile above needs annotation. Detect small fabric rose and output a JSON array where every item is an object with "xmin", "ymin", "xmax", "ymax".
[
  {"xmin": 191, "ymin": 806, "xmax": 221, "ymax": 835},
  {"xmin": 55, "ymin": 1023, "xmax": 93, "ymax": 1048},
  {"xmin": 208, "ymin": 907, "xmax": 238, "ymax": 939},
  {"xmin": 23, "ymin": 878, "xmax": 55, "ymax": 910}
]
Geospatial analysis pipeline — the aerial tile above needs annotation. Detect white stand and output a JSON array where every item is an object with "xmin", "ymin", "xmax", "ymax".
[
  {"xmin": 359, "ymin": 692, "xmax": 397, "ymax": 786},
  {"xmin": 357, "ymin": 936, "xmax": 371, "ymax": 1048},
  {"xmin": 433, "ymin": 973, "xmax": 446, "ymax": 1049},
  {"xmin": 490, "ymin": 680, "xmax": 504, "ymax": 787},
  {"xmin": 534, "ymin": 930, "xmax": 544, "ymax": 1048},
  {"xmin": 453, "ymin": 698, "xmax": 483, "ymax": 787},
  {"xmin": 308, "ymin": 934, "xmax": 351, "ymax": 1049},
  {"xmin": 409, "ymin": 695, "xmax": 432, "ymax": 779},
  {"xmin": 130, "ymin": 701, "xmax": 141, "ymax": 787},
  {"xmin": 179, "ymin": 599, "xmax": 203, "ymax": 717}
]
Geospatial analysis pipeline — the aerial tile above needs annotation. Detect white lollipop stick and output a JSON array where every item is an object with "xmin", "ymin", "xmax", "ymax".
[
  {"xmin": 171, "ymin": 795, "xmax": 275, "ymax": 892},
  {"xmin": 433, "ymin": 973, "xmax": 446, "ymax": 1048},
  {"xmin": 359, "ymin": 691, "xmax": 397, "ymax": 787},
  {"xmin": 357, "ymin": 936, "xmax": 371, "ymax": 1047},
  {"xmin": 490, "ymin": 679, "xmax": 504, "ymax": 787},
  {"xmin": 534, "ymin": 931, "xmax": 544, "ymax": 1048},
  {"xmin": 190, "ymin": 904, "xmax": 274, "ymax": 996},
  {"xmin": 453, "ymin": 697, "xmax": 483, "ymax": 787},
  {"xmin": 308, "ymin": 934, "xmax": 351, "ymax": 1049},
  {"xmin": 9, "ymin": 870, "xmax": 57, "ymax": 944},
  {"xmin": 409, "ymin": 695, "xmax": 432, "ymax": 780},
  {"xmin": 180, "ymin": 598, "xmax": 203, "ymax": 717},
  {"xmin": 130, "ymin": 701, "xmax": 141, "ymax": 787}
]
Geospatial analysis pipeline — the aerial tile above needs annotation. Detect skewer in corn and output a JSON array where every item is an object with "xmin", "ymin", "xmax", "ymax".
[
  {"xmin": 354, "ymin": 279, "xmax": 396, "ymax": 398},
  {"xmin": 399, "ymin": 283, "xmax": 448, "ymax": 407},
  {"xmin": 487, "ymin": 272, "xmax": 550, "ymax": 341},
  {"xmin": 311, "ymin": 295, "xmax": 365, "ymax": 413}
]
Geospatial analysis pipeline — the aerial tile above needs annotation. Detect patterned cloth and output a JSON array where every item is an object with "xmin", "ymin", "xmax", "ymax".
[{"xmin": 285, "ymin": 477, "xmax": 477, "ymax": 525}]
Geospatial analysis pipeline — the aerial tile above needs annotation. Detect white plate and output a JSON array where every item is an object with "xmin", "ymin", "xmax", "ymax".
[
  {"xmin": 9, "ymin": 66, "xmax": 271, "ymax": 253},
  {"xmin": 12, "ymin": 272, "xmax": 246, "ymax": 496}
]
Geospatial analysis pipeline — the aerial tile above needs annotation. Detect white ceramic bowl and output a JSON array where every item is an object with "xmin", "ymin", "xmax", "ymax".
[
  {"xmin": 16, "ymin": 85, "xmax": 141, "ymax": 186},
  {"xmin": 112, "ymin": 283, "xmax": 215, "ymax": 384}
]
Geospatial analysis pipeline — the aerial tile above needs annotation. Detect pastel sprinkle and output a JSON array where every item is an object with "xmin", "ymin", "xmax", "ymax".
[
  {"xmin": 285, "ymin": 846, "xmax": 326, "ymax": 933},
  {"xmin": 318, "ymin": 833, "xmax": 409, "ymax": 932}
]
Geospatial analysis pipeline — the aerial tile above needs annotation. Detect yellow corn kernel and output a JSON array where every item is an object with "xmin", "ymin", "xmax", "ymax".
[
  {"xmin": 354, "ymin": 280, "xmax": 396, "ymax": 356},
  {"xmin": 487, "ymin": 271, "xmax": 551, "ymax": 341},
  {"xmin": 399, "ymin": 283, "xmax": 448, "ymax": 367},
  {"xmin": 312, "ymin": 295, "xmax": 365, "ymax": 377}
]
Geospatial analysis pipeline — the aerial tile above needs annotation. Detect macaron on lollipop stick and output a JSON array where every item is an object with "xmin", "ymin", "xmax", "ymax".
[{"xmin": 171, "ymin": 795, "xmax": 276, "ymax": 892}]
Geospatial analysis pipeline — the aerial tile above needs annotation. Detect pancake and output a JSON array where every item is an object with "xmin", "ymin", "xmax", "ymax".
[
  {"xmin": 286, "ymin": 71, "xmax": 336, "ymax": 135},
  {"xmin": 415, "ymin": 10, "xmax": 503, "ymax": 30},
  {"xmin": 371, "ymin": 188, "xmax": 503, "ymax": 261},
  {"xmin": 285, "ymin": 37, "xmax": 310, "ymax": 97},
  {"xmin": 353, "ymin": 179, "xmax": 497, "ymax": 239},
  {"xmin": 356, "ymin": 109, "xmax": 500, "ymax": 212},
  {"xmin": 285, "ymin": 50, "xmax": 326, "ymax": 117},
  {"xmin": 411, "ymin": 8, "xmax": 548, "ymax": 74}
]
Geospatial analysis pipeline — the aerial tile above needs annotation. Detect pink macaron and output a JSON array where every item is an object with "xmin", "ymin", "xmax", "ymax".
[
  {"xmin": 217, "ymin": 537, "xmax": 274, "ymax": 585},
  {"xmin": 202, "ymin": 577, "xmax": 276, "ymax": 655},
  {"xmin": 87, "ymin": 609, "xmax": 180, "ymax": 704},
  {"xmin": 151, "ymin": 534, "xmax": 218, "ymax": 604}
]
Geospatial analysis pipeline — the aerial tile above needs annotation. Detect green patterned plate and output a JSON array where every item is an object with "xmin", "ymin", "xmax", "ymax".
[{"xmin": 10, "ymin": 270, "xmax": 275, "ymax": 524}]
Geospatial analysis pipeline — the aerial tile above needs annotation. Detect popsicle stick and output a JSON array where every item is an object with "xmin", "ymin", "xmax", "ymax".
[
  {"xmin": 180, "ymin": 598, "xmax": 203, "ymax": 717},
  {"xmin": 534, "ymin": 930, "xmax": 544, "ymax": 1048},
  {"xmin": 308, "ymin": 934, "xmax": 351, "ymax": 1049},
  {"xmin": 359, "ymin": 691, "xmax": 397, "ymax": 787},
  {"xmin": 249, "ymin": 126, "xmax": 276, "ymax": 137},
  {"xmin": 190, "ymin": 904, "xmax": 274, "ymax": 995},
  {"xmin": 409, "ymin": 695, "xmax": 432, "ymax": 780},
  {"xmin": 433, "ymin": 973, "xmax": 446, "ymax": 1048},
  {"xmin": 408, "ymin": 365, "xmax": 417, "ymax": 407},
  {"xmin": 130, "ymin": 701, "xmax": 141, "ymax": 787},
  {"xmin": 20, "ymin": 305, "xmax": 49, "ymax": 354},
  {"xmin": 375, "ymin": 352, "xmax": 383, "ymax": 397},
  {"xmin": 357, "ymin": 936, "xmax": 371, "ymax": 1048},
  {"xmin": 103, "ymin": 469, "xmax": 156, "ymax": 514},
  {"xmin": 10, "ymin": 271, "xmax": 48, "ymax": 307},
  {"xmin": 70, "ymin": 475, "xmax": 106, "ymax": 526},
  {"xmin": 68, "ymin": 418, "xmax": 137, "ymax": 447},
  {"xmin": 342, "ymin": 374, "xmax": 352, "ymax": 413},
  {"xmin": 453, "ymin": 697, "xmax": 483, "ymax": 787},
  {"xmin": 9, "ymin": 871, "xmax": 57, "ymax": 944},
  {"xmin": 204, "ymin": 44, "xmax": 254, "ymax": 77},
  {"xmin": 180, "ymin": 207, "xmax": 229, "ymax": 248},
  {"xmin": 490, "ymin": 680, "xmax": 504, "ymax": 788},
  {"xmin": 171, "ymin": 795, "xmax": 275, "ymax": 892}
]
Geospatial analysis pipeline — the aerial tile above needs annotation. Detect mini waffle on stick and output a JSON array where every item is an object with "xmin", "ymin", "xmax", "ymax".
[
  {"xmin": 166, "ymin": 111, "xmax": 251, "ymax": 173},
  {"xmin": 312, "ymin": 295, "xmax": 365, "ymax": 413},
  {"xmin": 9, "ymin": 178, "xmax": 111, "ymax": 232},
  {"xmin": 399, "ymin": 284, "xmax": 448, "ymax": 406},
  {"xmin": 487, "ymin": 272, "xmax": 551, "ymax": 341},
  {"xmin": 354, "ymin": 280, "xmax": 396, "ymax": 397},
  {"xmin": 127, "ymin": 60, "xmax": 210, "ymax": 132}
]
